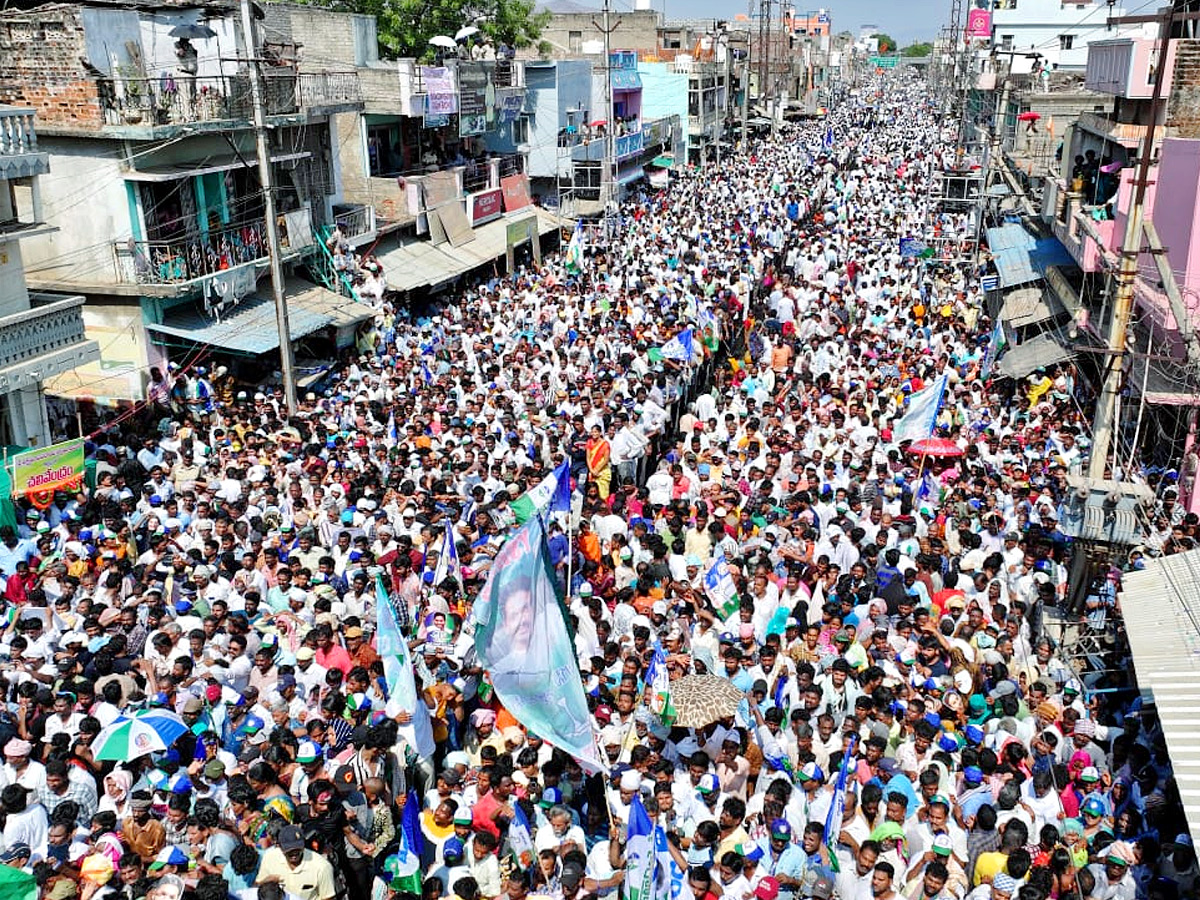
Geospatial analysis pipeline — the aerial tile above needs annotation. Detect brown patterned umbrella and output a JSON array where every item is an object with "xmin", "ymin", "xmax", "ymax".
[{"xmin": 668, "ymin": 674, "xmax": 745, "ymax": 728}]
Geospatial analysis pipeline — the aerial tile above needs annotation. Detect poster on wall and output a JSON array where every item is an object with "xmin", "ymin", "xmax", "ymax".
[
  {"xmin": 458, "ymin": 61, "xmax": 492, "ymax": 136},
  {"xmin": 501, "ymin": 173, "xmax": 532, "ymax": 212},
  {"xmin": 12, "ymin": 439, "xmax": 85, "ymax": 506}
]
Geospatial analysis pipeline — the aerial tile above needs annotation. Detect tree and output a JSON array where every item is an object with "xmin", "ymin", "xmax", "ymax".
[
  {"xmin": 303, "ymin": 0, "xmax": 550, "ymax": 60},
  {"xmin": 871, "ymin": 32, "xmax": 896, "ymax": 53},
  {"xmin": 901, "ymin": 41, "xmax": 933, "ymax": 57}
]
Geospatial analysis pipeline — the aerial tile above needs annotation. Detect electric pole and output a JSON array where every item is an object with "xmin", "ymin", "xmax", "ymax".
[
  {"xmin": 240, "ymin": 0, "xmax": 296, "ymax": 415},
  {"xmin": 594, "ymin": 0, "xmax": 620, "ymax": 245},
  {"xmin": 1090, "ymin": 2, "xmax": 1179, "ymax": 478}
]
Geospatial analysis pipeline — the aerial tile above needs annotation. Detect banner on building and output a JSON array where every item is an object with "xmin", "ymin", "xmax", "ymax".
[
  {"xmin": 499, "ymin": 93, "xmax": 525, "ymax": 124},
  {"xmin": 12, "ymin": 439, "xmax": 85, "ymax": 505},
  {"xmin": 501, "ymin": 173, "xmax": 532, "ymax": 212},
  {"xmin": 965, "ymin": 9, "xmax": 992, "ymax": 42},
  {"xmin": 469, "ymin": 188, "xmax": 504, "ymax": 226},
  {"xmin": 459, "ymin": 61, "xmax": 490, "ymax": 136}
]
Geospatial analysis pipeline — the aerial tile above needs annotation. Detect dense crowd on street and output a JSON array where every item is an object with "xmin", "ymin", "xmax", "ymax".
[{"xmin": 0, "ymin": 71, "xmax": 1194, "ymax": 900}]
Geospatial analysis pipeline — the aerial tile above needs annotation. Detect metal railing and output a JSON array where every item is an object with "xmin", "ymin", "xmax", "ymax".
[
  {"xmin": 0, "ymin": 107, "xmax": 38, "ymax": 155},
  {"xmin": 99, "ymin": 70, "xmax": 359, "ymax": 127},
  {"xmin": 332, "ymin": 203, "xmax": 374, "ymax": 241},
  {"xmin": 498, "ymin": 153, "xmax": 524, "ymax": 178},
  {"xmin": 113, "ymin": 220, "xmax": 268, "ymax": 285}
]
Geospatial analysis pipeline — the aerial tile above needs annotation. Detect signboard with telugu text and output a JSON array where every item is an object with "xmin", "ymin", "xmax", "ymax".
[
  {"xmin": 470, "ymin": 188, "xmax": 504, "ymax": 226},
  {"xmin": 12, "ymin": 439, "xmax": 85, "ymax": 500}
]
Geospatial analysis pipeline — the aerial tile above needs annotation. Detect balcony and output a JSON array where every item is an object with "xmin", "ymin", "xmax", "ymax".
[
  {"xmin": 111, "ymin": 216, "xmax": 297, "ymax": 286},
  {"xmin": 332, "ymin": 202, "xmax": 376, "ymax": 248},
  {"xmin": 0, "ymin": 107, "xmax": 49, "ymax": 180},
  {"xmin": 1076, "ymin": 110, "xmax": 1169, "ymax": 148},
  {"xmin": 97, "ymin": 71, "xmax": 361, "ymax": 136},
  {"xmin": 1050, "ymin": 179, "xmax": 1116, "ymax": 273},
  {"xmin": 0, "ymin": 295, "xmax": 100, "ymax": 393},
  {"xmin": 1085, "ymin": 38, "xmax": 1176, "ymax": 99}
]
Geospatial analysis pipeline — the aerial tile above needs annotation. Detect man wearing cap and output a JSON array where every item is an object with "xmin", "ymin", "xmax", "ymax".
[
  {"xmin": 2, "ymin": 738, "xmax": 45, "ymax": 792},
  {"xmin": 758, "ymin": 818, "xmax": 807, "ymax": 899},
  {"xmin": 1085, "ymin": 841, "xmax": 1137, "ymax": 900},
  {"xmin": 256, "ymin": 823, "xmax": 337, "ymax": 900}
]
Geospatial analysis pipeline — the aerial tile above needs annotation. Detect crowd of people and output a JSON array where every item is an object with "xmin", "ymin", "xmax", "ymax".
[{"xmin": 0, "ymin": 71, "xmax": 1193, "ymax": 900}]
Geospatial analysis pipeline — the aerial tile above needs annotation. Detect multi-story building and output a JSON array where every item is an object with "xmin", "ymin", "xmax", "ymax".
[
  {"xmin": 1041, "ymin": 32, "xmax": 1200, "ymax": 508},
  {"xmin": 0, "ymin": 106, "xmax": 99, "ymax": 444},
  {"xmin": 0, "ymin": 0, "xmax": 368, "ymax": 402},
  {"xmin": 990, "ymin": 0, "xmax": 1132, "ymax": 72}
]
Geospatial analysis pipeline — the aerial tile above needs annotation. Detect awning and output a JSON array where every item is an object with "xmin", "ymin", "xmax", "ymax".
[
  {"xmin": 1120, "ymin": 548, "xmax": 1200, "ymax": 846},
  {"xmin": 994, "ymin": 330, "xmax": 1075, "ymax": 379},
  {"xmin": 1001, "ymin": 287, "xmax": 1055, "ymax": 329},
  {"xmin": 648, "ymin": 155, "xmax": 675, "ymax": 168},
  {"xmin": 986, "ymin": 224, "xmax": 1076, "ymax": 288},
  {"xmin": 146, "ymin": 279, "xmax": 375, "ymax": 355},
  {"xmin": 616, "ymin": 165, "xmax": 644, "ymax": 185},
  {"xmin": 610, "ymin": 71, "xmax": 642, "ymax": 90},
  {"xmin": 123, "ymin": 151, "xmax": 312, "ymax": 182},
  {"xmin": 378, "ymin": 209, "xmax": 562, "ymax": 294}
]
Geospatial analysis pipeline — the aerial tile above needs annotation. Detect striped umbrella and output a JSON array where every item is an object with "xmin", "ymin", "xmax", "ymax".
[{"xmin": 93, "ymin": 710, "xmax": 189, "ymax": 761}]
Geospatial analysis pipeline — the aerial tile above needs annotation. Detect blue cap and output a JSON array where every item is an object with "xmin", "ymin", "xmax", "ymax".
[
  {"xmin": 770, "ymin": 818, "xmax": 792, "ymax": 839},
  {"xmin": 443, "ymin": 837, "xmax": 465, "ymax": 860},
  {"xmin": 174, "ymin": 600, "xmax": 192, "ymax": 613},
  {"xmin": 924, "ymin": 712, "xmax": 942, "ymax": 729},
  {"xmin": 150, "ymin": 692, "xmax": 171, "ymax": 707},
  {"xmin": 964, "ymin": 766, "xmax": 983, "ymax": 784},
  {"xmin": 938, "ymin": 734, "xmax": 959, "ymax": 753},
  {"xmin": 540, "ymin": 786, "xmax": 562, "ymax": 807},
  {"xmin": 965, "ymin": 724, "xmax": 985, "ymax": 744}
]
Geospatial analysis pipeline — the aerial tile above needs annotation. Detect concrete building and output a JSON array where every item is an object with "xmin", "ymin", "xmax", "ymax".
[
  {"xmin": 990, "ymin": 0, "xmax": 1134, "ymax": 72},
  {"xmin": 0, "ymin": 106, "xmax": 99, "ymax": 445},
  {"xmin": 536, "ymin": 4, "xmax": 660, "ymax": 59},
  {"xmin": 0, "ymin": 0, "xmax": 367, "ymax": 404}
]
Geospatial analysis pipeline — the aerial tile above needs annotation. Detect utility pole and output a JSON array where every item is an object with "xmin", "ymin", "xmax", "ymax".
[
  {"xmin": 240, "ymin": 0, "xmax": 296, "ymax": 415},
  {"xmin": 1089, "ymin": 2, "xmax": 1177, "ymax": 479},
  {"xmin": 593, "ymin": 0, "xmax": 620, "ymax": 245}
]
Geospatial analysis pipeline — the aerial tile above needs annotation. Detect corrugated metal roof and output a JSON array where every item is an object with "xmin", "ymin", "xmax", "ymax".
[
  {"xmin": 1120, "ymin": 548, "xmax": 1200, "ymax": 847},
  {"xmin": 1001, "ymin": 287, "xmax": 1053, "ymax": 328},
  {"xmin": 986, "ymin": 224, "xmax": 1076, "ymax": 288},
  {"xmin": 146, "ymin": 279, "xmax": 367, "ymax": 354},
  {"xmin": 379, "ymin": 210, "xmax": 562, "ymax": 294},
  {"xmin": 995, "ymin": 331, "xmax": 1075, "ymax": 379}
]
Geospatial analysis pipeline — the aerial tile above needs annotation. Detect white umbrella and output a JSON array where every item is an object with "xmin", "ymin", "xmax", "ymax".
[
  {"xmin": 455, "ymin": 25, "xmax": 480, "ymax": 41},
  {"xmin": 429, "ymin": 35, "xmax": 457, "ymax": 48}
]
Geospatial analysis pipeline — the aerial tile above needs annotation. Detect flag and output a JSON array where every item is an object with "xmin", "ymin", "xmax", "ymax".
[
  {"xmin": 421, "ymin": 360, "xmax": 433, "ymax": 384},
  {"xmin": 824, "ymin": 734, "xmax": 858, "ymax": 873},
  {"xmin": 193, "ymin": 733, "xmax": 207, "ymax": 762},
  {"xmin": 899, "ymin": 237, "xmax": 928, "ymax": 258},
  {"xmin": 385, "ymin": 411, "xmax": 398, "ymax": 448},
  {"xmin": 822, "ymin": 125, "xmax": 834, "ymax": 152},
  {"xmin": 653, "ymin": 329, "xmax": 694, "ymax": 363},
  {"xmin": 0, "ymin": 866, "xmax": 36, "ymax": 900},
  {"xmin": 703, "ymin": 556, "xmax": 739, "ymax": 619},
  {"xmin": 656, "ymin": 825, "xmax": 685, "ymax": 900},
  {"xmin": 388, "ymin": 789, "xmax": 423, "ymax": 893},
  {"xmin": 509, "ymin": 801, "xmax": 536, "ymax": 870},
  {"xmin": 981, "ymin": 319, "xmax": 1008, "ymax": 381},
  {"xmin": 893, "ymin": 374, "xmax": 948, "ymax": 444},
  {"xmin": 566, "ymin": 222, "xmax": 585, "ymax": 274},
  {"xmin": 375, "ymin": 574, "xmax": 436, "ymax": 758},
  {"xmin": 471, "ymin": 515, "xmax": 604, "ymax": 773},
  {"xmin": 645, "ymin": 644, "xmax": 677, "ymax": 726},
  {"xmin": 626, "ymin": 793, "xmax": 665, "ymax": 900},
  {"xmin": 509, "ymin": 459, "xmax": 572, "ymax": 525},
  {"xmin": 431, "ymin": 519, "xmax": 460, "ymax": 590}
]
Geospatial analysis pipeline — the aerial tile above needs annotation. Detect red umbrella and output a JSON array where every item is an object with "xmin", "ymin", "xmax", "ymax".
[
  {"xmin": 907, "ymin": 437, "xmax": 964, "ymax": 458},
  {"xmin": 1017, "ymin": 111, "xmax": 1041, "ymax": 122},
  {"xmin": 589, "ymin": 119, "xmax": 608, "ymax": 127}
]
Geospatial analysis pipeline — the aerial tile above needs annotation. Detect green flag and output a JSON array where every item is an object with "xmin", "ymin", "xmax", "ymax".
[
  {"xmin": 0, "ymin": 866, "xmax": 37, "ymax": 900},
  {"xmin": 472, "ymin": 516, "xmax": 604, "ymax": 773}
]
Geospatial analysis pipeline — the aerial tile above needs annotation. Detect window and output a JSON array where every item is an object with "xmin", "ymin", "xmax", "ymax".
[
  {"xmin": 569, "ymin": 30, "xmax": 582, "ymax": 53},
  {"xmin": 1059, "ymin": 34, "xmax": 1074, "ymax": 50},
  {"xmin": 1000, "ymin": 34, "xmax": 1013, "ymax": 51},
  {"xmin": 513, "ymin": 116, "xmax": 530, "ymax": 144}
]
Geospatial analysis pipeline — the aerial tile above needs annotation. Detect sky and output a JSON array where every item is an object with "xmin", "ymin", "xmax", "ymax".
[{"xmin": 657, "ymin": 0, "xmax": 949, "ymax": 46}]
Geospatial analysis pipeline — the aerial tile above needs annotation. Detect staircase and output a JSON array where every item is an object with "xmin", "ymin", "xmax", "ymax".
[{"xmin": 310, "ymin": 225, "xmax": 365, "ymax": 302}]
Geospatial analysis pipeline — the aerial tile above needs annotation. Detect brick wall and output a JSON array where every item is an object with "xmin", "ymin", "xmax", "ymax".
[
  {"xmin": 0, "ymin": 5, "xmax": 102, "ymax": 130},
  {"xmin": 264, "ymin": 4, "xmax": 367, "ymax": 73},
  {"xmin": 1168, "ymin": 39, "xmax": 1200, "ymax": 139}
]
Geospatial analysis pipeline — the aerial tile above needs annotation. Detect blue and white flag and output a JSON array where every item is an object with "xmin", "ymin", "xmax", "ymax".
[
  {"xmin": 703, "ymin": 556, "xmax": 739, "ymax": 618},
  {"xmin": 657, "ymin": 329, "xmax": 694, "ymax": 363},
  {"xmin": 385, "ymin": 411, "xmax": 398, "ymax": 448},
  {"xmin": 510, "ymin": 459, "xmax": 571, "ymax": 525},
  {"xmin": 421, "ymin": 360, "xmax": 434, "ymax": 384},
  {"xmin": 390, "ymin": 789, "xmax": 423, "ymax": 891},
  {"xmin": 980, "ymin": 319, "xmax": 1008, "ymax": 381},
  {"xmin": 431, "ymin": 519, "xmax": 460, "ymax": 589},
  {"xmin": 822, "ymin": 125, "xmax": 834, "ymax": 152},
  {"xmin": 566, "ymin": 222, "xmax": 585, "ymax": 274},
  {"xmin": 645, "ymin": 643, "xmax": 677, "ymax": 725},
  {"xmin": 899, "ymin": 237, "xmax": 929, "ymax": 258},
  {"xmin": 376, "ymin": 575, "xmax": 436, "ymax": 758},
  {"xmin": 655, "ymin": 822, "xmax": 683, "ymax": 900},
  {"xmin": 893, "ymin": 374, "xmax": 948, "ymax": 444},
  {"xmin": 627, "ymin": 794, "xmax": 666, "ymax": 900},
  {"xmin": 824, "ymin": 734, "xmax": 858, "ymax": 873},
  {"xmin": 509, "ymin": 801, "xmax": 535, "ymax": 870}
]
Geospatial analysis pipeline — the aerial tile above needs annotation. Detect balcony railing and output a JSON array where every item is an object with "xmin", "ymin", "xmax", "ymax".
[
  {"xmin": 0, "ymin": 296, "xmax": 96, "ymax": 381},
  {"xmin": 99, "ymin": 71, "xmax": 360, "ymax": 128},
  {"xmin": 0, "ymin": 107, "xmax": 38, "ymax": 155},
  {"xmin": 333, "ymin": 203, "xmax": 375, "ymax": 241},
  {"xmin": 113, "ymin": 221, "xmax": 269, "ymax": 285}
]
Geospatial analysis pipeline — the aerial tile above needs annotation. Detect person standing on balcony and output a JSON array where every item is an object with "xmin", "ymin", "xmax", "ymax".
[{"xmin": 175, "ymin": 38, "xmax": 199, "ymax": 117}]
